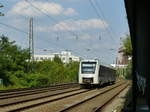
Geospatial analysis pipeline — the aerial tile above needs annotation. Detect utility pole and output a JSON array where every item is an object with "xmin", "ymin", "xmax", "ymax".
[
  {"xmin": 99, "ymin": 34, "xmax": 101, "ymax": 40},
  {"xmin": 75, "ymin": 34, "xmax": 78, "ymax": 40},
  {"xmin": 56, "ymin": 32, "xmax": 59, "ymax": 41},
  {"xmin": 29, "ymin": 17, "xmax": 34, "ymax": 61}
]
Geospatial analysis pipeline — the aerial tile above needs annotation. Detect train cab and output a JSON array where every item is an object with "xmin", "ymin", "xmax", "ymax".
[{"xmin": 78, "ymin": 59, "xmax": 100, "ymax": 85}]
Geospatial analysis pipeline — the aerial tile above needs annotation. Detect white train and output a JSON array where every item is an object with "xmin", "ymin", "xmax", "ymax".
[{"xmin": 78, "ymin": 59, "xmax": 116, "ymax": 86}]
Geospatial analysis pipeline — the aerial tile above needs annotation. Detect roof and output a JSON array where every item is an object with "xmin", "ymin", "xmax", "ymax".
[
  {"xmin": 118, "ymin": 47, "xmax": 125, "ymax": 53},
  {"xmin": 80, "ymin": 59, "xmax": 99, "ymax": 62}
]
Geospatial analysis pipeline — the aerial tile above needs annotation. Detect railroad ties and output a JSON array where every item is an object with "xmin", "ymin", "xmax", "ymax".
[{"xmin": 0, "ymin": 81, "xmax": 131, "ymax": 112}]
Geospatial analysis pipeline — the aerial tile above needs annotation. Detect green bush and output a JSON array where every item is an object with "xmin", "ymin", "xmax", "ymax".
[
  {"xmin": 0, "ymin": 35, "xmax": 80, "ymax": 90},
  {"xmin": 116, "ymin": 60, "xmax": 132, "ymax": 79}
]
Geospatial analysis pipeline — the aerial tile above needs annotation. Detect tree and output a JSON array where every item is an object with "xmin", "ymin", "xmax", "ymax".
[
  {"xmin": 123, "ymin": 34, "xmax": 132, "ymax": 56},
  {"xmin": 125, "ymin": 60, "xmax": 132, "ymax": 79},
  {"xmin": 0, "ymin": 35, "xmax": 79, "ymax": 89},
  {"xmin": 0, "ymin": 35, "xmax": 30, "ymax": 86},
  {"xmin": 53, "ymin": 55, "xmax": 63, "ymax": 64},
  {"xmin": 121, "ymin": 34, "xmax": 132, "ymax": 79}
]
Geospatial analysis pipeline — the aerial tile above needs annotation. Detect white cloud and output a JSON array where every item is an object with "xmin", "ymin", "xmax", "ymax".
[
  {"xmin": 7, "ymin": 1, "xmax": 77, "ymax": 16},
  {"xmin": 36, "ymin": 19, "xmax": 108, "ymax": 32},
  {"xmin": 64, "ymin": 8, "xmax": 77, "ymax": 16}
]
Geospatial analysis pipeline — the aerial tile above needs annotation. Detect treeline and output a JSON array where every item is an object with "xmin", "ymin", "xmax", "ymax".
[
  {"xmin": 0, "ymin": 35, "xmax": 79, "ymax": 90},
  {"xmin": 116, "ymin": 34, "xmax": 132, "ymax": 79},
  {"xmin": 116, "ymin": 60, "xmax": 132, "ymax": 79}
]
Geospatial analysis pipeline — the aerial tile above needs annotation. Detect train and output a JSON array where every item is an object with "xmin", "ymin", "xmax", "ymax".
[{"xmin": 78, "ymin": 59, "xmax": 116, "ymax": 87}]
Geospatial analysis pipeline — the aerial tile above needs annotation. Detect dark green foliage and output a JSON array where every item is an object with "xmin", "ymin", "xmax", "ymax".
[
  {"xmin": 0, "ymin": 35, "xmax": 79, "ymax": 89},
  {"xmin": 116, "ymin": 61, "xmax": 132, "ymax": 80},
  {"xmin": 66, "ymin": 62, "xmax": 79, "ymax": 82},
  {"xmin": 124, "ymin": 60, "xmax": 132, "ymax": 79},
  {"xmin": 117, "ymin": 34, "xmax": 132, "ymax": 79},
  {"xmin": 123, "ymin": 35, "xmax": 132, "ymax": 79},
  {"xmin": 29, "ymin": 60, "xmax": 79, "ymax": 86},
  {"xmin": 123, "ymin": 34, "xmax": 132, "ymax": 56},
  {"xmin": 53, "ymin": 55, "xmax": 63, "ymax": 64},
  {"xmin": 0, "ymin": 35, "xmax": 30, "ymax": 86}
]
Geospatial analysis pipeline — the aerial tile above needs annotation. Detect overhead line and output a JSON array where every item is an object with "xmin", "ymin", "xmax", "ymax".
[
  {"xmin": 24, "ymin": 0, "xmax": 83, "ymax": 57},
  {"xmin": 0, "ymin": 22, "xmax": 28, "ymax": 34},
  {"xmin": 0, "ymin": 21, "xmax": 85, "ymax": 59},
  {"xmin": 25, "ymin": 0, "xmax": 115, "ymax": 59},
  {"xmin": 25, "ymin": 0, "xmax": 77, "ymax": 37},
  {"xmin": 46, "ymin": 0, "xmax": 77, "ymax": 20},
  {"xmin": 88, "ymin": 0, "xmax": 116, "ymax": 43},
  {"xmin": 45, "ymin": 0, "xmax": 82, "ymax": 40},
  {"xmin": 93, "ymin": 0, "xmax": 118, "ymax": 39},
  {"xmin": 46, "ymin": 0, "xmax": 114, "ymax": 43}
]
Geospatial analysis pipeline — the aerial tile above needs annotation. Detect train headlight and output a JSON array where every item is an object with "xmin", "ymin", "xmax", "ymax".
[{"xmin": 82, "ymin": 78, "xmax": 93, "ymax": 84}]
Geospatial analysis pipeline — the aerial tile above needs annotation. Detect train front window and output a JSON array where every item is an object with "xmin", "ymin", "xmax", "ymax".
[{"xmin": 81, "ymin": 62, "xmax": 96, "ymax": 74}]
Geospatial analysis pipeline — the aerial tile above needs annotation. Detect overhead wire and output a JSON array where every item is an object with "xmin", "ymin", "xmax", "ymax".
[
  {"xmin": 25, "ymin": 0, "xmax": 103, "ymax": 43},
  {"xmin": 88, "ymin": 0, "xmax": 118, "ymax": 62},
  {"xmin": 0, "ymin": 3, "xmax": 85, "ymax": 59},
  {"xmin": 0, "ymin": 22, "xmax": 28, "ymax": 34},
  {"xmin": 44, "ymin": 2, "xmax": 104, "ymax": 54},
  {"xmin": 93, "ymin": 0, "xmax": 123, "ymax": 62},
  {"xmin": 24, "ymin": 0, "xmax": 90, "ymax": 57},
  {"xmin": 0, "ymin": 22, "xmax": 29, "ymax": 49},
  {"xmin": 92, "ymin": 0, "xmax": 118, "ymax": 40},
  {"xmin": 46, "ymin": 0, "xmax": 80, "ymax": 40},
  {"xmin": 24, "ymin": 0, "xmax": 77, "ymax": 37},
  {"xmin": 18, "ymin": 0, "xmax": 74, "ymax": 57},
  {"xmin": 24, "ymin": 0, "xmax": 116, "ymax": 60},
  {"xmin": 46, "ymin": 0, "xmax": 91, "ymax": 41},
  {"xmin": 26, "ymin": 0, "xmax": 101, "ymax": 41},
  {"xmin": 88, "ymin": 0, "xmax": 117, "ymax": 43},
  {"xmin": 45, "ymin": 2, "xmax": 103, "ymax": 57},
  {"xmin": 23, "ymin": 0, "xmax": 76, "ymax": 53}
]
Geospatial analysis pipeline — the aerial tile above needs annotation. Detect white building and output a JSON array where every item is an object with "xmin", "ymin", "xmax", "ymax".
[{"xmin": 33, "ymin": 51, "xmax": 81, "ymax": 63}]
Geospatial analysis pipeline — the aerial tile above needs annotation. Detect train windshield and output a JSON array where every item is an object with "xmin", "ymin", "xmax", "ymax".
[{"xmin": 81, "ymin": 62, "xmax": 96, "ymax": 74}]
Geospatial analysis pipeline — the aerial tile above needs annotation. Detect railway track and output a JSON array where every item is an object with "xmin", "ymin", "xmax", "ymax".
[
  {"xmin": 0, "ymin": 83, "xmax": 78, "ymax": 97},
  {"xmin": 0, "ymin": 84, "xmax": 79, "ymax": 100},
  {"xmin": 0, "ymin": 81, "xmax": 130, "ymax": 112}
]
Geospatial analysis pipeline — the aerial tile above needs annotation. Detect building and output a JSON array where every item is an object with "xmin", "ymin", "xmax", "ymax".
[
  {"xmin": 110, "ymin": 47, "xmax": 131, "ymax": 68},
  {"xmin": 116, "ymin": 47, "xmax": 129, "ymax": 65},
  {"xmin": 33, "ymin": 51, "xmax": 81, "ymax": 63}
]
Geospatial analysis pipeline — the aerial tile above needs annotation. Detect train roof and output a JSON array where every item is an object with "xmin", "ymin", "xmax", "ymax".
[
  {"xmin": 80, "ymin": 59, "xmax": 115, "ymax": 70},
  {"xmin": 100, "ymin": 63, "xmax": 116, "ymax": 70},
  {"xmin": 80, "ymin": 59, "xmax": 108, "ymax": 65},
  {"xmin": 100, "ymin": 64, "xmax": 115, "ymax": 70},
  {"xmin": 80, "ymin": 59, "xmax": 99, "ymax": 62}
]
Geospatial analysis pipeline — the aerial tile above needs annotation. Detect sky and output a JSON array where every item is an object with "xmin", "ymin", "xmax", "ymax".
[{"xmin": 0, "ymin": 0, "xmax": 129, "ymax": 64}]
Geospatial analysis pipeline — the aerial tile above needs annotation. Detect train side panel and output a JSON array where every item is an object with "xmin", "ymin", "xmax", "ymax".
[{"xmin": 99, "ymin": 65, "xmax": 116, "ymax": 84}]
